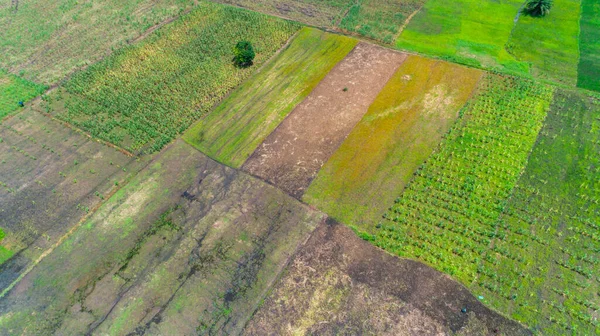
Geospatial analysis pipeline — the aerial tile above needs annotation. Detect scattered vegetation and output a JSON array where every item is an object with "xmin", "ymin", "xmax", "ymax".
[
  {"xmin": 48, "ymin": 2, "xmax": 299, "ymax": 153},
  {"xmin": 184, "ymin": 28, "xmax": 356, "ymax": 167}
]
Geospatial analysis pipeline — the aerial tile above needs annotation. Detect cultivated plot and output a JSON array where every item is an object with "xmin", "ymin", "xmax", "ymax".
[
  {"xmin": 45, "ymin": 2, "xmax": 299, "ymax": 154},
  {"xmin": 184, "ymin": 27, "xmax": 357, "ymax": 168},
  {"xmin": 0, "ymin": 71, "xmax": 46, "ymax": 119},
  {"xmin": 0, "ymin": 106, "xmax": 142, "ymax": 294},
  {"xmin": 375, "ymin": 74, "xmax": 552, "ymax": 314},
  {"xmin": 242, "ymin": 43, "xmax": 406, "ymax": 198},
  {"xmin": 246, "ymin": 220, "xmax": 531, "ymax": 335},
  {"xmin": 578, "ymin": 0, "xmax": 600, "ymax": 91},
  {"xmin": 0, "ymin": 0, "xmax": 197, "ymax": 85},
  {"xmin": 304, "ymin": 55, "xmax": 481, "ymax": 232},
  {"xmin": 0, "ymin": 140, "xmax": 324, "ymax": 335},
  {"xmin": 507, "ymin": 0, "xmax": 580, "ymax": 85},
  {"xmin": 396, "ymin": 0, "xmax": 528, "ymax": 74}
]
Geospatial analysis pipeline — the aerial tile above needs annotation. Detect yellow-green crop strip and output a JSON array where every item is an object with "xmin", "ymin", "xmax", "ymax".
[
  {"xmin": 45, "ymin": 2, "xmax": 300, "ymax": 153},
  {"xmin": 184, "ymin": 27, "xmax": 357, "ymax": 168}
]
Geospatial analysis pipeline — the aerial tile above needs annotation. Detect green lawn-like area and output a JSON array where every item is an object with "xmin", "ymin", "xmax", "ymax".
[
  {"xmin": 396, "ymin": 0, "xmax": 528, "ymax": 74},
  {"xmin": 304, "ymin": 55, "xmax": 481, "ymax": 232},
  {"xmin": 184, "ymin": 27, "xmax": 357, "ymax": 167},
  {"xmin": 507, "ymin": 0, "xmax": 581, "ymax": 85},
  {"xmin": 0, "ymin": 70, "xmax": 46, "ymax": 119},
  {"xmin": 578, "ymin": 0, "xmax": 600, "ymax": 91},
  {"xmin": 49, "ymin": 2, "xmax": 299, "ymax": 153},
  {"xmin": 0, "ymin": 228, "xmax": 13, "ymax": 266}
]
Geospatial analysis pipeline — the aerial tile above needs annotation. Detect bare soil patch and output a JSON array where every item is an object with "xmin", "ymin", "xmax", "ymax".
[
  {"xmin": 244, "ymin": 221, "xmax": 531, "ymax": 335},
  {"xmin": 242, "ymin": 43, "xmax": 406, "ymax": 198}
]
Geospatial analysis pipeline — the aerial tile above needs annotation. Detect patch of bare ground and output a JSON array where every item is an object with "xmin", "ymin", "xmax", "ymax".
[
  {"xmin": 244, "ymin": 221, "xmax": 531, "ymax": 335},
  {"xmin": 242, "ymin": 43, "xmax": 406, "ymax": 198},
  {"xmin": 0, "ymin": 107, "xmax": 144, "ymax": 294}
]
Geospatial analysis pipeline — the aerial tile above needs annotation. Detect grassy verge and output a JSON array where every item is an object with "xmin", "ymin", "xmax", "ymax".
[
  {"xmin": 46, "ymin": 2, "xmax": 299, "ymax": 153},
  {"xmin": 183, "ymin": 27, "xmax": 357, "ymax": 167},
  {"xmin": 396, "ymin": 0, "xmax": 528, "ymax": 75},
  {"xmin": 578, "ymin": 0, "xmax": 600, "ymax": 91},
  {"xmin": 0, "ymin": 70, "xmax": 46, "ymax": 119},
  {"xmin": 304, "ymin": 55, "xmax": 481, "ymax": 232},
  {"xmin": 506, "ymin": 0, "xmax": 581, "ymax": 86}
]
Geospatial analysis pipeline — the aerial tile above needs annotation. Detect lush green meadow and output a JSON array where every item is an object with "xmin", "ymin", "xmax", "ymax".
[
  {"xmin": 578, "ymin": 0, "xmax": 600, "ymax": 91},
  {"xmin": 506, "ymin": 0, "xmax": 581, "ymax": 86},
  {"xmin": 396, "ymin": 0, "xmax": 528, "ymax": 74},
  {"xmin": 304, "ymin": 55, "xmax": 481, "ymax": 232},
  {"xmin": 0, "ymin": 0, "xmax": 197, "ymax": 85},
  {"xmin": 184, "ymin": 27, "xmax": 357, "ymax": 167},
  {"xmin": 0, "ymin": 71, "xmax": 46, "ymax": 119},
  {"xmin": 44, "ymin": 2, "xmax": 299, "ymax": 153}
]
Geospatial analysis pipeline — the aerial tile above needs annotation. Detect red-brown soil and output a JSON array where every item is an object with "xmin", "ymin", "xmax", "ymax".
[{"xmin": 242, "ymin": 43, "xmax": 407, "ymax": 198}]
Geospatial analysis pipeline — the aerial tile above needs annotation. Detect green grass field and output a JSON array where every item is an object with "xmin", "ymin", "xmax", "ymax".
[
  {"xmin": 0, "ymin": 71, "xmax": 47, "ymax": 119},
  {"xmin": 0, "ymin": 229, "xmax": 13, "ymax": 266},
  {"xmin": 0, "ymin": 0, "xmax": 197, "ymax": 85},
  {"xmin": 304, "ymin": 55, "xmax": 481, "ymax": 232},
  {"xmin": 578, "ymin": 0, "xmax": 600, "ymax": 91},
  {"xmin": 184, "ymin": 27, "xmax": 356, "ymax": 167},
  {"xmin": 44, "ymin": 2, "xmax": 299, "ymax": 153},
  {"xmin": 396, "ymin": 0, "xmax": 528, "ymax": 74},
  {"xmin": 506, "ymin": 0, "xmax": 581, "ymax": 86}
]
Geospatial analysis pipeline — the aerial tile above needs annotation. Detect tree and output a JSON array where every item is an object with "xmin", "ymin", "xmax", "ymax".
[
  {"xmin": 233, "ymin": 41, "xmax": 255, "ymax": 67},
  {"xmin": 524, "ymin": 0, "xmax": 553, "ymax": 17}
]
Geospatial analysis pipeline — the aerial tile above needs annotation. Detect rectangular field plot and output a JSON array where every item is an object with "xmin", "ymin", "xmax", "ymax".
[
  {"xmin": 0, "ymin": 107, "xmax": 143, "ymax": 294},
  {"xmin": 578, "ymin": 0, "xmax": 600, "ymax": 91},
  {"xmin": 396, "ymin": 0, "xmax": 528, "ymax": 75},
  {"xmin": 184, "ymin": 27, "xmax": 357, "ymax": 168},
  {"xmin": 374, "ymin": 75, "xmax": 552, "ymax": 299},
  {"xmin": 242, "ymin": 43, "xmax": 407, "ymax": 198},
  {"xmin": 0, "ymin": 140, "xmax": 324, "ymax": 335},
  {"xmin": 506, "ymin": 0, "xmax": 580, "ymax": 85},
  {"xmin": 304, "ymin": 55, "xmax": 481, "ymax": 232},
  {"xmin": 47, "ymin": 2, "xmax": 299, "ymax": 153},
  {"xmin": 0, "ymin": 71, "xmax": 46, "ymax": 119},
  {"xmin": 0, "ymin": 0, "xmax": 197, "ymax": 85},
  {"xmin": 472, "ymin": 89, "xmax": 600, "ymax": 334}
]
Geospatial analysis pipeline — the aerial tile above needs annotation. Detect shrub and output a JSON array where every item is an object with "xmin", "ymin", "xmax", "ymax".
[
  {"xmin": 524, "ymin": 0, "xmax": 553, "ymax": 17},
  {"xmin": 233, "ymin": 41, "xmax": 255, "ymax": 67}
]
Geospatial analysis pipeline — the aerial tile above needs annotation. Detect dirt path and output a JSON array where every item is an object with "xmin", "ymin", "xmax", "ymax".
[{"xmin": 242, "ymin": 43, "xmax": 407, "ymax": 198}]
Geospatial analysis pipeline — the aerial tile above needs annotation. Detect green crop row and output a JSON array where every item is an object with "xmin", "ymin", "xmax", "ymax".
[{"xmin": 45, "ymin": 2, "xmax": 299, "ymax": 153}]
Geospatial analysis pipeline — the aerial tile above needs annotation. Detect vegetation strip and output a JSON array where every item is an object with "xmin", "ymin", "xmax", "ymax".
[
  {"xmin": 305, "ymin": 55, "xmax": 482, "ymax": 232},
  {"xmin": 577, "ymin": 0, "xmax": 600, "ymax": 91},
  {"xmin": 44, "ymin": 2, "xmax": 299, "ymax": 154},
  {"xmin": 184, "ymin": 27, "xmax": 357, "ymax": 168}
]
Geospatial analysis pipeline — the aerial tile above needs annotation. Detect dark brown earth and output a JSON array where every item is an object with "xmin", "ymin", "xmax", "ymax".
[
  {"xmin": 242, "ymin": 43, "xmax": 407, "ymax": 198},
  {"xmin": 0, "ymin": 107, "xmax": 143, "ymax": 294},
  {"xmin": 244, "ymin": 220, "xmax": 532, "ymax": 336}
]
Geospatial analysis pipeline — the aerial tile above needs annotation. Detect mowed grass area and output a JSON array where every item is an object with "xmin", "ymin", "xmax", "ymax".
[
  {"xmin": 43, "ymin": 2, "xmax": 299, "ymax": 153},
  {"xmin": 184, "ymin": 28, "xmax": 356, "ymax": 168},
  {"xmin": 506, "ymin": 0, "xmax": 581, "ymax": 86},
  {"xmin": 396, "ymin": 0, "xmax": 528, "ymax": 74},
  {"xmin": 0, "ymin": 0, "xmax": 197, "ymax": 85},
  {"xmin": 374, "ymin": 75, "xmax": 552, "ymax": 313},
  {"xmin": 208, "ymin": 0, "xmax": 425, "ymax": 43},
  {"xmin": 304, "ymin": 55, "xmax": 481, "ymax": 232},
  {"xmin": 578, "ymin": 0, "xmax": 600, "ymax": 91},
  {"xmin": 0, "ymin": 71, "xmax": 46, "ymax": 119},
  {"xmin": 470, "ymin": 89, "xmax": 600, "ymax": 334}
]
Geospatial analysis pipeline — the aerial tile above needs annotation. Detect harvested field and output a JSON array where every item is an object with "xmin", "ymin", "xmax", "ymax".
[
  {"xmin": 0, "ymin": 106, "xmax": 143, "ymax": 294},
  {"xmin": 0, "ymin": 140, "xmax": 324, "ymax": 335},
  {"xmin": 242, "ymin": 43, "xmax": 406, "ymax": 198},
  {"xmin": 184, "ymin": 27, "xmax": 357, "ymax": 168},
  {"xmin": 304, "ymin": 55, "xmax": 482, "ymax": 232},
  {"xmin": 245, "ymin": 220, "xmax": 531, "ymax": 335}
]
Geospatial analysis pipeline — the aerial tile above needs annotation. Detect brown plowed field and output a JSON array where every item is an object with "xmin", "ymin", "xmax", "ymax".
[
  {"xmin": 242, "ymin": 43, "xmax": 407, "ymax": 198},
  {"xmin": 244, "ymin": 221, "xmax": 531, "ymax": 335}
]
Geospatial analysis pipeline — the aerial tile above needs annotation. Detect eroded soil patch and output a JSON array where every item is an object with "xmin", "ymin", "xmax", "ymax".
[{"xmin": 242, "ymin": 43, "xmax": 406, "ymax": 198}]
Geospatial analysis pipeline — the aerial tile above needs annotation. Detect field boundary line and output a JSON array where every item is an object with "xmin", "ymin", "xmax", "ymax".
[{"xmin": 394, "ymin": 5, "xmax": 424, "ymax": 42}]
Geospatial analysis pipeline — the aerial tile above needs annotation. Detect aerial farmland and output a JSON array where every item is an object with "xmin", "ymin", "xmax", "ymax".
[{"xmin": 0, "ymin": 0, "xmax": 599, "ymax": 335}]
